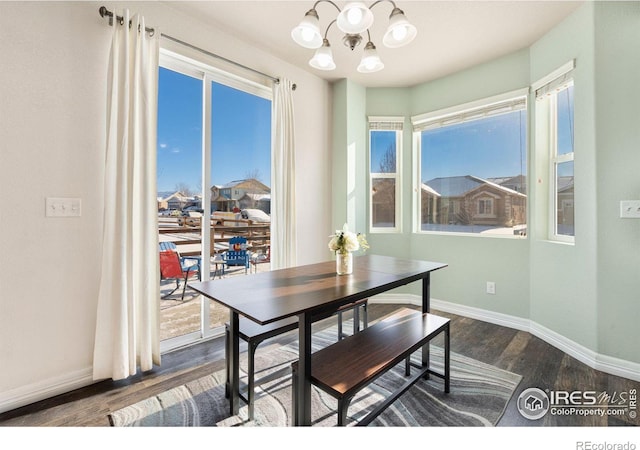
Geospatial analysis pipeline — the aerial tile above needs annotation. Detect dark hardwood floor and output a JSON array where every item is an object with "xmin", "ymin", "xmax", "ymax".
[{"xmin": 0, "ymin": 304, "xmax": 637, "ymax": 427}]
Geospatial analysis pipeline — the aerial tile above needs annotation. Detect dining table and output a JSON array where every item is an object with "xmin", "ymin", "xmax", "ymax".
[{"xmin": 188, "ymin": 254, "xmax": 448, "ymax": 426}]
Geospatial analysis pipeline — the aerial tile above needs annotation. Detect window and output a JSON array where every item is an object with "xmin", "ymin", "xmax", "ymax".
[
  {"xmin": 551, "ymin": 84, "xmax": 574, "ymax": 240},
  {"xmin": 534, "ymin": 60, "xmax": 575, "ymax": 242},
  {"xmin": 477, "ymin": 198, "xmax": 494, "ymax": 216},
  {"xmin": 412, "ymin": 90, "xmax": 528, "ymax": 237},
  {"xmin": 157, "ymin": 50, "xmax": 272, "ymax": 350},
  {"xmin": 369, "ymin": 117, "xmax": 403, "ymax": 232}
]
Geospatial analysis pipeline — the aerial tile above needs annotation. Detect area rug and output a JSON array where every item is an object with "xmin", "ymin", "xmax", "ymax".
[{"xmin": 109, "ymin": 323, "xmax": 522, "ymax": 427}]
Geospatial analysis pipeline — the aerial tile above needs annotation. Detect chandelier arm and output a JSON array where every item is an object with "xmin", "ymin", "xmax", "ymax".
[
  {"xmin": 323, "ymin": 19, "xmax": 338, "ymax": 39},
  {"xmin": 368, "ymin": 0, "xmax": 397, "ymax": 12},
  {"xmin": 313, "ymin": 0, "xmax": 342, "ymax": 14}
]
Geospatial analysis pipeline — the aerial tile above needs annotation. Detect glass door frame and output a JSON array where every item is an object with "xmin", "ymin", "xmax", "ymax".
[{"xmin": 158, "ymin": 49, "xmax": 273, "ymax": 353}]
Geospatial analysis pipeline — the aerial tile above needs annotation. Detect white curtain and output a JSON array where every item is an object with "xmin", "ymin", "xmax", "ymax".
[
  {"xmin": 271, "ymin": 78, "xmax": 297, "ymax": 269},
  {"xmin": 93, "ymin": 10, "xmax": 160, "ymax": 381}
]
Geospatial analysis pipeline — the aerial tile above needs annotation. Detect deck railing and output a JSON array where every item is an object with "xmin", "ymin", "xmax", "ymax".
[{"xmin": 158, "ymin": 216, "xmax": 270, "ymax": 257}]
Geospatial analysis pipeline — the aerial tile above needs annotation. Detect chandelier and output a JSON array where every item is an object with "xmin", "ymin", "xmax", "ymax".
[{"xmin": 291, "ymin": 1, "xmax": 417, "ymax": 73}]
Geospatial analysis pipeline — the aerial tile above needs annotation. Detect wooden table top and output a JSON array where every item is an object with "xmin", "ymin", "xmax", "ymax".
[{"xmin": 189, "ymin": 254, "xmax": 447, "ymax": 325}]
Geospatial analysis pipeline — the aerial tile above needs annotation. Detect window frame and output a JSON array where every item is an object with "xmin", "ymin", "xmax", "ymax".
[
  {"xmin": 411, "ymin": 88, "xmax": 529, "ymax": 238},
  {"xmin": 158, "ymin": 49, "xmax": 273, "ymax": 352},
  {"xmin": 533, "ymin": 60, "xmax": 575, "ymax": 244},
  {"xmin": 548, "ymin": 85, "xmax": 575, "ymax": 244},
  {"xmin": 368, "ymin": 117, "xmax": 403, "ymax": 234}
]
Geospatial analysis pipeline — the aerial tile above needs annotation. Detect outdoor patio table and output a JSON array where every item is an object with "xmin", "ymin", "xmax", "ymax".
[{"xmin": 189, "ymin": 254, "xmax": 447, "ymax": 426}]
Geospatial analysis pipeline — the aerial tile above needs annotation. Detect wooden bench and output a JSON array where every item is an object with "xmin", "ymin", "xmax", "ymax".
[
  {"xmin": 291, "ymin": 307, "xmax": 450, "ymax": 426},
  {"xmin": 224, "ymin": 298, "xmax": 369, "ymax": 420}
]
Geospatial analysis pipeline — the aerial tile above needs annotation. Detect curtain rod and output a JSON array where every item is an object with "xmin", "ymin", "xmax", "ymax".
[{"xmin": 98, "ymin": 6, "xmax": 296, "ymax": 90}]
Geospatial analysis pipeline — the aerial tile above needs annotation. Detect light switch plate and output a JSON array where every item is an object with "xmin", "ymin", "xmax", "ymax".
[
  {"xmin": 46, "ymin": 198, "xmax": 82, "ymax": 217},
  {"xmin": 620, "ymin": 200, "xmax": 640, "ymax": 219}
]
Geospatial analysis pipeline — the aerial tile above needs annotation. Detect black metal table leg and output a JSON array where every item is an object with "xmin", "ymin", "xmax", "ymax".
[
  {"xmin": 422, "ymin": 273, "xmax": 431, "ymax": 375},
  {"xmin": 294, "ymin": 312, "xmax": 312, "ymax": 426},
  {"xmin": 228, "ymin": 311, "xmax": 240, "ymax": 415}
]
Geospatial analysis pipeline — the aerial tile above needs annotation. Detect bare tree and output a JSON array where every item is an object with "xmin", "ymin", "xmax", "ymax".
[
  {"xmin": 378, "ymin": 144, "xmax": 396, "ymax": 173},
  {"xmin": 244, "ymin": 168, "xmax": 263, "ymax": 182},
  {"xmin": 175, "ymin": 182, "xmax": 193, "ymax": 196}
]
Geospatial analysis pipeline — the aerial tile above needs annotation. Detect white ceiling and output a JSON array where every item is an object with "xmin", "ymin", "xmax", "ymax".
[{"xmin": 168, "ymin": 0, "xmax": 583, "ymax": 88}]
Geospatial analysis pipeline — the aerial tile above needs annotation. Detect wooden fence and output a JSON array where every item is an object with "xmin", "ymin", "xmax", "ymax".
[{"xmin": 158, "ymin": 216, "xmax": 270, "ymax": 257}]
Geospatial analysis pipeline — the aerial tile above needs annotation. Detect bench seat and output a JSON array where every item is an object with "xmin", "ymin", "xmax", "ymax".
[
  {"xmin": 225, "ymin": 298, "xmax": 369, "ymax": 420},
  {"xmin": 292, "ymin": 307, "xmax": 450, "ymax": 426}
]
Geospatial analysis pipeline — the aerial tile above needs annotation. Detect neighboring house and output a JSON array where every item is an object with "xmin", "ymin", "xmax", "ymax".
[
  {"xmin": 210, "ymin": 178, "xmax": 271, "ymax": 213},
  {"xmin": 557, "ymin": 176, "xmax": 575, "ymax": 234},
  {"xmin": 488, "ymin": 174, "xmax": 527, "ymax": 195},
  {"xmin": 422, "ymin": 175, "xmax": 527, "ymax": 228},
  {"xmin": 420, "ymin": 183, "xmax": 441, "ymax": 225},
  {"xmin": 157, "ymin": 197, "xmax": 168, "ymax": 211},
  {"xmin": 161, "ymin": 191, "xmax": 191, "ymax": 211},
  {"xmin": 371, "ymin": 178, "xmax": 397, "ymax": 226},
  {"xmin": 238, "ymin": 193, "xmax": 271, "ymax": 213}
]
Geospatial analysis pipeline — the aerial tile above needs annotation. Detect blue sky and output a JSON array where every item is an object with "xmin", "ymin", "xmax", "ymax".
[
  {"xmin": 158, "ymin": 67, "xmax": 573, "ymax": 194},
  {"xmin": 157, "ymin": 67, "xmax": 272, "ymax": 193},
  {"xmin": 375, "ymin": 86, "xmax": 573, "ymax": 184},
  {"xmin": 421, "ymin": 110, "xmax": 527, "ymax": 182}
]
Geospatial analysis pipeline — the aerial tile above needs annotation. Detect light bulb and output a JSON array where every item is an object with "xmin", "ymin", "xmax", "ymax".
[
  {"xmin": 357, "ymin": 41, "xmax": 384, "ymax": 73},
  {"xmin": 317, "ymin": 54, "xmax": 331, "ymax": 67},
  {"xmin": 301, "ymin": 27, "xmax": 315, "ymax": 42},
  {"xmin": 347, "ymin": 7, "xmax": 363, "ymax": 25},
  {"xmin": 337, "ymin": 2, "xmax": 374, "ymax": 34},
  {"xmin": 309, "ymin": 39, "xmax": 336, "ymax": 71},
  {"xmin": 392, "ymin": 25, "xmax": 407, "ymax": 41}
]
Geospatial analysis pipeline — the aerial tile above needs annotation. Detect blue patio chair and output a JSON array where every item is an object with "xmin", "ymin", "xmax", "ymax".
[
  {"xmin": 159, "ymin": 242, "xmax": 201, "ymax": 300},
  {"xmin": 223, "ymin": 236, "xmax": 250, "ymax": 275}
]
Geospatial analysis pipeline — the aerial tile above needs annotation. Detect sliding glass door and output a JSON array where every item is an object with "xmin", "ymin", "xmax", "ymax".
[{"xmin": 157, "ymin": 50, "xmax": 272, "ymax": 351}]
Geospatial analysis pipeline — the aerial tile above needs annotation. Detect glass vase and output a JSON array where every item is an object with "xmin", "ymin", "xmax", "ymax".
[{"xmin": 336, "ymin": 252, "xmax": 353, "ymax": 275}]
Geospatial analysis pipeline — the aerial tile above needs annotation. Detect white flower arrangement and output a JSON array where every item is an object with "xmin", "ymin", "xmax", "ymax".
[{"xmin": 328, "ymin": 223, "xmax": 370, "ymax": 256}]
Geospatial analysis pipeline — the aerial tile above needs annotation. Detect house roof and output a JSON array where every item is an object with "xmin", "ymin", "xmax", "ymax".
[
  {"xmin": 215, "ymin": 178, "xmax": 271, "ymax": 193},
  {"xmin": 425, "ymin": 175, "xmax": 526, "ymax": 198},
  {"xmin": 420, "ymin": 183, "xmax": 441, "ymax": 197},
  {"xmin": 161, "ymin": 191, "xmax": 190, "ymax": 202},
  {"xmin": 558, "ymin": 176, "xmax": 574, "ymax": 193},
  {"xmin": 243, "ymin": 193, "xmax": 271, "ymax": 201}
]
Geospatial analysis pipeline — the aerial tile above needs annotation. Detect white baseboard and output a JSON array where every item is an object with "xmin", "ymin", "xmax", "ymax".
[
  {"xmin": 371, "ymin": 294, "xmax": 640, "ymax": 383},
  {"xmin": 0, "ymin": 367, "xmax": 95, "ymax": 414}
]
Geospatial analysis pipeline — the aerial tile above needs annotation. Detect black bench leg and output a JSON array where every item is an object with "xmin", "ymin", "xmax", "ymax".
[
  {"xmin": 444, "ymin": 323, "xmax": 450, "ymax": 393},
  {"xmin": 337, "ymin": 396, "xmax": 353, "ymax": 426},
  {"xmin": 291, "ymin": 364, "xmax": 298, "ymax": 426},
  {"xmin": 224, "ymin": 324, "xmax": 230, "ymax": 398},
  {"xmin": 338, "ymin": 311, "xmax": 344, "ymax": 340},
  {"xmin": 353, "ymin": 307, "xmax": 360, "ymax": 333},
  {"xmin": 405, "ymin": 355, "xmax": 411, "ymax": 376},
  {"xmin": 247, "ymin": 340, "xmax": 259, "ymax": 421},
  {"xmin": 362, "ymin": 302, "xmax": 368, "ymax": 329}
]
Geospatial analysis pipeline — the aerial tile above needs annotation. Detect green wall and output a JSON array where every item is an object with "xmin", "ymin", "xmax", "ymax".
[
  {"xmin": 529, "ymin": 0, "xmax": 599, "ymax": 354},
  {"xmin": 332, "ymin": 1, "xmax": 640, "ymax": 365},
  {"xmin": 332, "ymin": 79, "xmax": 367, "ymax": 235},
  {"xmin": 593, "ymin": 1, "xmax": 640, "ymax": 361}
]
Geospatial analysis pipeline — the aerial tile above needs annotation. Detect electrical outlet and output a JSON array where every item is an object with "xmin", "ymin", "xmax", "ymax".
[
  {"xmin": 486, "ymin": 281, "xmax": 496, "ymax": 295},
  {"xmin": 46, "ymin": 197, "xmax": 82, "ymax": 217}
]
